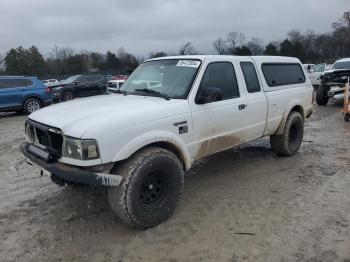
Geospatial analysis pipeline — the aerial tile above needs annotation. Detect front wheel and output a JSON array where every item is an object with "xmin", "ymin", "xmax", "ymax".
[
  {"xmin": 108, "ymin": 147, "xmax": 184, "ymax": 229},
  {"xmin": 23, "ymin": 98, "xmax": 42, "ymax": 114},
  {"xmin": 62, "ymin": 90, "xmax": 74, "ymax": 101},
  {"xmin": 316, "ymin": 85, "xmax": 329, "ymax": 106},
  {"xmin": 270, "ymin": 111, "xmax": 304, "ymax": 156}
]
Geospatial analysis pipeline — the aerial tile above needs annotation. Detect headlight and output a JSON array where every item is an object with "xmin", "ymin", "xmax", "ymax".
[
  {"xmin": 53, "ymin": 86, "xmax": 63, "ymax": 91},
  {"xmin": 62, "ymin": 136, "xmax": 100, "ymax": 160}
]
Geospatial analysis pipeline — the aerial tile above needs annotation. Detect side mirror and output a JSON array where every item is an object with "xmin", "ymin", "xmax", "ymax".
[
  {"xmin": 195, "ymin": 87, "xmax": 223, "ymax": 104},
  {"xmin": 74, "ymin": 81, "xmax": 81, "ymax": 85}
]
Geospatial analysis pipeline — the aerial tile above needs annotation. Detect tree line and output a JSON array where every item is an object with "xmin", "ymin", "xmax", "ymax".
[
  {"xmin": 1, "ymin": 46, "xmax": 139, "ymax": 77},
  {"xmin": 0, "ymin": 11, "xmax": 349, "ymax": 77},
  {"xmin": 212, "ymin": 11, "xmax": 350, "ymax": 63}
]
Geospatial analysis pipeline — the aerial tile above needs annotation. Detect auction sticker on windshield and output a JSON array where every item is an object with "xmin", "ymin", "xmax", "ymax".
[{"xmin": 177, "ymin": 60, "xmax": 201, "ymax": 68}]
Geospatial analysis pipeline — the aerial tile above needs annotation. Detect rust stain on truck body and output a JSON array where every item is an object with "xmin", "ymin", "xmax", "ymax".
[{"xmin": 195, "ymin": 135, "xmax": 242, "ymax": 159}]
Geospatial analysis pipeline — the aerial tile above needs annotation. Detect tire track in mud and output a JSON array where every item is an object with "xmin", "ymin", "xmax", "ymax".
[
  {"xmin": 111, "ymin": 144, "xmax": 285, "ymax": 261},
  {"xmin": 283, "ymin": 167, "xmax": 350, "ymax": 262}
]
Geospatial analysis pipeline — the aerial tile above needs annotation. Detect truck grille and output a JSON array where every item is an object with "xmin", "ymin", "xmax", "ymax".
[{"xmin": 25, "ymin": 120, "xmax": 63, "ymax": 157}]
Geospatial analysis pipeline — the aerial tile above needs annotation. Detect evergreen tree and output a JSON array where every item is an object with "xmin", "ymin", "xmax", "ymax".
[
  {"xmin": 264, "ymin": 43, "xmax": 279, "ymax": 55},
  {"xmin": 279, "ymin": 39, "xmax": 294, "ymax": 57},
  {"xmin": 5, "ymin": 46, "xmax": 46, "ymax": 76},
  {"xmin": 4, "ymin": 48, "xmax": 20, "ymax": 74},
  {"xmin": 28, "ymin": 45, "xmax": 46, "ymax": 76}
]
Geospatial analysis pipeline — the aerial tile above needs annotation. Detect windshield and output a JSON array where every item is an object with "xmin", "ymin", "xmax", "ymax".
[
  {"xmin": 60, "ymin": 75, "xmax": 81, "ymax": 85},
  {"xmin": 332, "ymin": 61, "xmax": 350, "ymax": 70},
  {"xmin": 120, "ymin": 59, "xmax": 201, "ymax": 99},
  {"xmin": 316, "ymin": 64, "xmax": 326, "ymax": 72}
]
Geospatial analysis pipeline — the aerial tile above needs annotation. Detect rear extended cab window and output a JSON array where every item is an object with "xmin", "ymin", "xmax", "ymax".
[
  {"xmin": 262, "ymin": 63, "xmax": 305, "ymax": 87},
  {"xmin": 240, "ymin": 62, "xmax": 261, "ymax": 93}
]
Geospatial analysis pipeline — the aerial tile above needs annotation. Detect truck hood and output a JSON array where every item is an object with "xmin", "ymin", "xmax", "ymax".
[{"xmin": 28, "ymin": 95, "xmax": 189, "ymax": 138}]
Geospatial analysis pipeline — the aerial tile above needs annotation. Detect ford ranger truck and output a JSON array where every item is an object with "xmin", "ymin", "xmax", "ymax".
[{"xmin": 21, "ymin": 55, "xmax": 314, "ymax": 229}]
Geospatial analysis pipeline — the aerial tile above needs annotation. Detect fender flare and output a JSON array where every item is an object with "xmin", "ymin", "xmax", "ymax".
[
  {"xmin": 112, "ymin": 131, "xmax": 192, "ymax": 170},
  {"xmin": 275, "ymin": 102, "xmax": 304, "ymax": 135}
]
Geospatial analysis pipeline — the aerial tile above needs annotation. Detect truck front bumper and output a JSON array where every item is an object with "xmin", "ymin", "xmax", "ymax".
[
  {"xmin": 327, "ymin": 86, "xmax": 350, "ymax": 100},
  {"xmin": 20, "ymin": 142, "xmax": 123, "ymax": 187}
]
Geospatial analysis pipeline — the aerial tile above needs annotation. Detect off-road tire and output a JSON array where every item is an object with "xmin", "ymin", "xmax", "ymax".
[
  {"xmin": 23, "ymin": 98, "xmax": 42, "ymax": 114},
  {"xmin": 62, "ymin": 90, "xmax": 74, "ymax": 101},
  {"xmin": 108, "ymin": 147, "xmax": 184, "ymax": 229},
  {"xmin": 316, "ymin": 85, "xmax": 329, "ymax": 106},
  {"xmin": 270, "ymin": 111, "xmax": 304, "ymax": 156}
]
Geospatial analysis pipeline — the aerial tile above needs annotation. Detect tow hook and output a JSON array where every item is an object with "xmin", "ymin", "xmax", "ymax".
[{"xmin": 50, "ymin": 173, "xmax": 67, "ymax": 187}]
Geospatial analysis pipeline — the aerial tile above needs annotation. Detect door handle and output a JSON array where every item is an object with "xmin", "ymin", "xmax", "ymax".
[{"xmin": 238, "ymin": 104, "xmax": 247, "ymax": 110}]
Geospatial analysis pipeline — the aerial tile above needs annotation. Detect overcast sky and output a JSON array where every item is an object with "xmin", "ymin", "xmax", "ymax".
[{"xmin": 0, "ymin": 0, "xmax": 348, "ymax": 57}]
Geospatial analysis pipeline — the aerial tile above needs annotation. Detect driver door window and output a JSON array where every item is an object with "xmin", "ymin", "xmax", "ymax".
[
  {"xmin": 198, "ymin": 62, "xmax": 239, "ymax": 102},
  {"xmin": 76, "ymin": 76, "xmax": 90, "ymax": 84}
]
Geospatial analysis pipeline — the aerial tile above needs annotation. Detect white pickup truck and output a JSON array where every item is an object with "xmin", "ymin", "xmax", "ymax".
[
  {"xmin": 303, "ymin": 64, "xmax": 323, "ymax": 87},
  {"xmin": 21, "ymin": 55, "xmax": 313, "ymax": 228}
]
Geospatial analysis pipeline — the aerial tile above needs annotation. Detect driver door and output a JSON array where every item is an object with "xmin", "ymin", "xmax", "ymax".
[
  {"xmin": 74, "ymin": 76, "xmax": 91, "ymax": 96},
  {"xmin": 189, "ymin": 61, "xmax": 250, "ymax": 159}
]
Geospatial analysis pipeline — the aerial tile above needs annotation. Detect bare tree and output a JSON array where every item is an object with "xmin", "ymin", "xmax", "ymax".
[
  {"xmin": 226, "ymin": 31, "xmax": 246, "ymax": 54},
  {"xmin": 149, "ymin": 51, "xmax": 168, "ymax": 58},
  {"xmin": 213, "ymin": 38, "xmax": 227, "ymax": 55},
  {"xmin": 52, "ymin": 45, "xmax": 74, "ymax": 60},
  {"xmin": 247, "ymin": 37, "xmax": 264, "ymax": 55},
  {"xmin": 179, "ymin": 42, "xmax": 196, "ymax": 55},
  {"xmin": 288, "ymin": 30, "xmax": 303, "ymax": 44},
  {"xmin": 331, "ymin": 11, "xmax": 350, "ymax": 58}
]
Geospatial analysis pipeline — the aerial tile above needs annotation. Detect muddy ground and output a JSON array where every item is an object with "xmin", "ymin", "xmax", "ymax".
[{"xmin": 0, "ymin": 102, "xmax": 350, "ymax": 262}]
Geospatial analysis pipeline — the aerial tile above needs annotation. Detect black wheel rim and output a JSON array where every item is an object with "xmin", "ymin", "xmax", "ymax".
[{"xmin": 140, "ymin": 171, "xmax": 167, "ymax": 204}]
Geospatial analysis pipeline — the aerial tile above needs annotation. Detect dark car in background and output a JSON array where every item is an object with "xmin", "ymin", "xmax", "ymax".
[
  {"xmin": 52, "ymin": 74, "xmax": 111, "ymax": 101},
  {"xmin": 0, "ymin": 76, "xmax": 52, "ymax": 114}
]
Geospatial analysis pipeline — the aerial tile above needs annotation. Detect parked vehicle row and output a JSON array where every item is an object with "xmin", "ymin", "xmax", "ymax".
[
  {"xmin": 21, "ymin": 55, "xmax": 313, "ymax": 229},
  {"xmin": 0, "ymin": 74, "xmax": 117, "ymax": 114},
  {"xmin": 1, "ymin": 56, "xmax": 349, "ymax": 114}
]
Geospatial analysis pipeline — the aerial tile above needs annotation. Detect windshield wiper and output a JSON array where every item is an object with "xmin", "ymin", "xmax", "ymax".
[{"xmin": 135, "ymin": 88, "xmax": 170, "ymax": 100}]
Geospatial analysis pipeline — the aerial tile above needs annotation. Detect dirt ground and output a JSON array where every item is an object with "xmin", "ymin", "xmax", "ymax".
[{"xmin": 1, "ymin": 102, "xmax": 350, "ymax": 262}]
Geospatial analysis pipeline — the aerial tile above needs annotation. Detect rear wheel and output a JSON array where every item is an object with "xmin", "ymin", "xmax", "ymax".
[
  {"xmin": 108, "ymin": 147, "xmax": 184, "ymax": 229},
  {"xmin": 62, "ymin": 90, "xmax": 73, "ymax": 101},
  {"xmin": 270, "ymin": 111, "xmax": 304, "ymax": 156},
  {"xmin": 316, "ymin": 85, "xmax": 329, "ymax": 106},
  {"xmin": 23, "ymin": 98, "xmax": 42, "ymax": 114}
]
